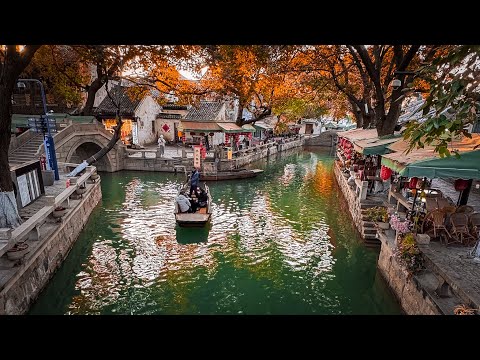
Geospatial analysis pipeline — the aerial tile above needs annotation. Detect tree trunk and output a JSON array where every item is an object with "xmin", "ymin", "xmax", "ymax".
[
  {"xmin": 377, "ymin": 86, "xmax": 403, "ymax": 136},
  {"xmin": 0, "ymin": 86, "xmax": 22, "ymax": 227},
  {"xmin": 82, "ymin": 76, "xmax": 104, "ymax": 116},
  {"xmin": 0, "ymin": 85, "xmax": 13, "ymax": 192},
  {"xmin": 86, "ymin": 117, "xmax": 122, "ymax": 164},
  {"xmin": 235, "ymin": 103, "xmax": 244, "ymax": 126}
]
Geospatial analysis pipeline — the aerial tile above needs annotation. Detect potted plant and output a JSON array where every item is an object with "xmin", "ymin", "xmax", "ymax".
[
  {"xmin": 52, "ymin": 206, "xmax": 67, "ymax": 218},
  {"xmin": 365, "ymin": 207, "xmax": 390, "ymax": 229},
  {"xmin": 6, "ymin": 242, "xmax": 29, "ymax": 261},
  {"xmin": 394, "ymin": 232, "xmax": 425, "ymax": 274}
]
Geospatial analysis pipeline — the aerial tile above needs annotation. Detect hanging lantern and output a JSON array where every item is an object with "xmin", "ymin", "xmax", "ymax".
[
  {"xmin": 454, "ymin": 179, "xmax": 469, "ymax": 191},
  {"xmin": 190, "ymin": 132, "xmax": 196, "ymax": 135},
  {"xmin": 408, "ymin": 177, "xmax": 418, "ymax": 189},
  {"xmin": 209, "ymin": 132, "xmax": 214, "ymax": 137},
  {"xmin": 200, "ymin": 132, "xmax": 206, "ymax": 136},
  {"xmin": 380, "ymin": 166, "xmax": 393, "ymax": 181}
]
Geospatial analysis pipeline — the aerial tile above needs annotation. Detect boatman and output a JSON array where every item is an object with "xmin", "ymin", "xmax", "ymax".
[{"xmin": 189, "ymin": 167, "xmax": 200, "ymax": 199}]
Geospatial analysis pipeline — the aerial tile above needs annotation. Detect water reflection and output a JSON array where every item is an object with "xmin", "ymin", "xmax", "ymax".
[{"xmin": 30, "ymin": 149, "xmax": 401, "ymax": 315}]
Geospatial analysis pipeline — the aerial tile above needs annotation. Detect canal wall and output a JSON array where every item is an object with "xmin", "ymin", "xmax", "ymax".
[
  {"xmin": 0, "ymin": 171, "xmax": 101, "ymax": 315},
  {"xmin": 376, "ymin": 232, "xmax": 442, "ymax": 315},
  {"xmin": 122, "ymin": 138, "xmax": 304, "ymax": 173},
  {"xmin": 334, "ymin": 159, "xmax": 467, "ymax": 315},
  {"xmin": 333, "ymin": 161, "xmax": 383, "ymax": 246},
  {"xmin": 304, "ymin": 131, "xmax": 338, "ymax": 147}
]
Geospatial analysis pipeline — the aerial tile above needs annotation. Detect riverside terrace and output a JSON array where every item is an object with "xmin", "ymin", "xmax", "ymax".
[
  {"xmin": 334, "ymin": 128, "xmax": 480, "ymax": 315},
  {"xmin": 0, "ymin": 164, "xmax": 101, "ymax": 315}
]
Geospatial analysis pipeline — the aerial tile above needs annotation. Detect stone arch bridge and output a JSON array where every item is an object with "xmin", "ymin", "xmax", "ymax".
[{"xmin": 52, "ymin": 122, "xmax": 124, "ymax": 172}]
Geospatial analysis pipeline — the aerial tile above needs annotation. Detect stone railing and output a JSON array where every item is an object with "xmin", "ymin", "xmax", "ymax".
[
  {"xmin": 8, "ymin": 130, "xmax": 38, "ymax": 153},
  {"xmin": 0, "ymin": 165, "xmax": 98, "ymax": 258}
]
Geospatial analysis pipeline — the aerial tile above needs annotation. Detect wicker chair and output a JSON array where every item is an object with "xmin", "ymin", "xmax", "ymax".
[
  {"xmin": 423, "ymin": 209, "xmax": 451, "ymax": 244},
  {"xmin": 455, "ymin": 205, "xmax": 475, "ymax": 214},
  {"xmin": 469, "ymin": 213, "xmax": 480, "ymax": 239},
  {"xmin": 450, "ymin": 213, "xmax": 476, "ymax": 245}
]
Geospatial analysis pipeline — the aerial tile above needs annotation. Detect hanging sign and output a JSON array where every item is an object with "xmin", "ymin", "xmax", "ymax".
[{"xmin": 194, "ymin": 145, "xmax": 201, "ymax": 168}]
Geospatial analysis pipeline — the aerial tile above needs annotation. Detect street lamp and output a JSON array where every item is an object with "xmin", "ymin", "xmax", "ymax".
[{"xmin": 17, "ymin": 79, "xmax": 59, "ymax": 180}]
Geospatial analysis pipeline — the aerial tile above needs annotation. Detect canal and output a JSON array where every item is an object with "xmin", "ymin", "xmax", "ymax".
[{"xmin": 30, "ymin": 148, "xmax": 401, "ymax": 314}]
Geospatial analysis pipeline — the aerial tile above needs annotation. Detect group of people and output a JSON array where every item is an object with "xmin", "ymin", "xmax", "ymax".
[{"xmin": 176, "ymin": 167, "xmax": 208, "ymax": 213}]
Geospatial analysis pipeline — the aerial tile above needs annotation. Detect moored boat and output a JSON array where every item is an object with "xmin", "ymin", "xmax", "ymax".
[{"xmin": 200, "ymin": 169, "xmax": 263, "ymax": 181}]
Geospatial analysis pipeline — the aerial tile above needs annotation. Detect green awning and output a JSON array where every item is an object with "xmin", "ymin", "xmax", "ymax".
[
  {"xmin": 381, "ymin": 134, "xmax": 480, "ymax": 179},
  {"xmin": 397, "ymin": 150, "xmax": 480, "ymax": 179},
  {"xmin": 241, "ymin": 124, "xmax": 256, "ymax": 132}
]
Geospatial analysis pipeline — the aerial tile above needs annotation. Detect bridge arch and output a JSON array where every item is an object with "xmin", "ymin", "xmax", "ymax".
[{"xmin": 64, "ymin": 137, "xmax": 116, "ymax": 172}]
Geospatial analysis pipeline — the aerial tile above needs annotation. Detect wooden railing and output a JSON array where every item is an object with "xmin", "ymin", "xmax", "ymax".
[{"xmin": 0, "ymin": 165, "xmax": 98, "ymax": 258}]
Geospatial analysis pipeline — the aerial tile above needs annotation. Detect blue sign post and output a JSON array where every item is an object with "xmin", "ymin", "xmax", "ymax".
[{"xmin": 19, "ymin": 79, "xmax": 59, "ymax": 180}]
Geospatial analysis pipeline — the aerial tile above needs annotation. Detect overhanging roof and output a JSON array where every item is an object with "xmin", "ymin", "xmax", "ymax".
[
  {"xmin": 354, "ymin": 135, "xmax": 402, "ymax": 155},
  {"xmin": 381, "ymin": 134, "xmax": 480, "ymax": 179},
  {"xmin": 217, "ymin": 122, "xmax": 251, "ymax": 133},
  {"xmin": 253, "ymin": 121, "xmax": 274, "ymax": 130},
  {"xmin": 180, "ymin": 121, "xmax": 222, "ymax": 132},
  {"xmin": 338, "ymin": 128, "xmax": 378, "ymax": 142}
]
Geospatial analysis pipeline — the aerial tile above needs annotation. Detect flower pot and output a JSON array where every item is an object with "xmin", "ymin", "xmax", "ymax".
[
  {"xmin": 90, "ymin": 173, "xmax": 100, "ymax": 181},
  {"xmin": 52, "ymin": 208, "xmax": 67, "ymax": 218},
  {"xmin": 415, "ymin": 233, "xmax": 430, "ymax": 245},
  {"xmin": 377, "ymin": 221, "xmax": 390, "ymax": 230},
  {"xmin": 7, "ymin": 243, "xmax": 29, "ymax": 261}
]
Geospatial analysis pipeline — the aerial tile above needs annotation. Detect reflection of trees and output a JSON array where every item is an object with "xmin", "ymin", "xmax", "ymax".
[{"xmin": 40, "ymin": 148, "xmax": 397, "ymax": 314}]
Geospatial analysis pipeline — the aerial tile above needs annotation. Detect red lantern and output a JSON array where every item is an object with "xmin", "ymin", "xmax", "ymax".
[
  {"xmin": 200, "ymin": 132, "xmax": 205, "ymax": 136},
  {"xmin": 454, "ymin": 179, "xmax": 469, "ymax": 191},
  {"xmin": 408, "ymin": 177, "xmax": 418, "ymax": 189},
  {"xmin": 380, "ymin": 166, "xmax": 393, "ymax": 181},
  {"xmin": 190, "ymin": 132, "xmax": 196, "ymax": 135},
  {"xmin": 209, "ymin": 132, "xmax": 214, "ymax": 137}
]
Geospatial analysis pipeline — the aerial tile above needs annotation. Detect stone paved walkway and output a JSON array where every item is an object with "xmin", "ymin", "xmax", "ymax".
[
  {"xmin": 19, "ymin": 172, "xmax": 73, "ymax": 220},
  {"xmin": 420, "ymin": 241, "xmax": 480, "ymax": 309}
]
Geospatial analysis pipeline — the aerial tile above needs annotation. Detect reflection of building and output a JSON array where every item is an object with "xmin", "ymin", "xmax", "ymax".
[{"xmin": 95, "ymin": 85, "xmax": 161, "ymax": 147}]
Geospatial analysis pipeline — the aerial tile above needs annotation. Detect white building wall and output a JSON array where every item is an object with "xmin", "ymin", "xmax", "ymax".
[
  {"xmin": 156, "ymin": 119, "xmax": 180, "ymax": 142},
  {"xmin": 134, "ymin": 96, "xmax": 162, "ymax": 146}
]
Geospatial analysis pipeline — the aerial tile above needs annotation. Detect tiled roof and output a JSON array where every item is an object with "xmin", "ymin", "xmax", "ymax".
[
  {"xmin": 162, "ymin": 104, "xmax": 189, "ymax": 110},
  {"xmin": 157, "ymin": 113, "xmax": 182, "ymax": 119},
  {"xmin": 184, "ymin": 101, "xmax": 224, "ymax": 121},
  {"xmin": 95, "ymin": 85, "xmax": 142, "ymax": 116}
]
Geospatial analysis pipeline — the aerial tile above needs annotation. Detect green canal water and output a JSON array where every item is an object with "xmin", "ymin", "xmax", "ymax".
[{"xmin": 30, "ymin": 148, "xmax": 401, "ymax": 315}]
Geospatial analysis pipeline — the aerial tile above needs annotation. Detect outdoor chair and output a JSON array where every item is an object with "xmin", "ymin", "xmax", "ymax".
[
  {"xmin": 469, "ymin": 213, "xmax": 480, "ymax": 240},
  {"xmin": 422, "ymin": 209, "xmax": 451, "ymax": 244},
  {"xmin": 455, "ymin": 205, "xmax": 475, "ymax": 215},
  {"xmin": 450, "ymin": 213, "xmax": 476, "ymax": 246},
  {"xmin": 425, "ymin": 198, "xmax": 438, "ymax": 212},
  {"xmin": 436, "ymin": 197, "xmax": 453, "ymax": 209}
]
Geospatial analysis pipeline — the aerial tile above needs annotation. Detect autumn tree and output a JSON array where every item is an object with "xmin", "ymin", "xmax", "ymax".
[
  {"xmin": 197, "ymin": 45, "xmax": 306, "ymax": 126},
  {"xmin": 1, "ymin": 45, "xmax": 41, "ymax": 227},
  {"xmin": 296, "ymin": 45, "xmax": 425, "ymax": 136},
  {"xmin": 403, "ymin": 45, "xmax": 480, "ymax": 156}
]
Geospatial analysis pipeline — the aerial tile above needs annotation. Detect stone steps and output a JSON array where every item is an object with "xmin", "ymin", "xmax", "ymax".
[
  {"xmin": 8, "ymin": 134, "xmax": 44, "ymax": 165},
  {"xmin": 414, "ymin": 270, "xmax": 463, "ymax": 315}
]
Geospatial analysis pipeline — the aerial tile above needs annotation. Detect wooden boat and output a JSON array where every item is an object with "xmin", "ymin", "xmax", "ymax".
[
  {"xmin": 174, "ymin": 183, "xmax": 212, "ymax": 227},
  {"xmin": 200, "ymin": 169, "xmax": 264, "ymax": 181}
]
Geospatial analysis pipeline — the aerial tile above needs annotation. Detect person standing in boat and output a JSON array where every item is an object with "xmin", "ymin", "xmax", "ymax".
[{"xmin": 189, "ymin": 167, "xmax": 200, "ymax": 199}]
